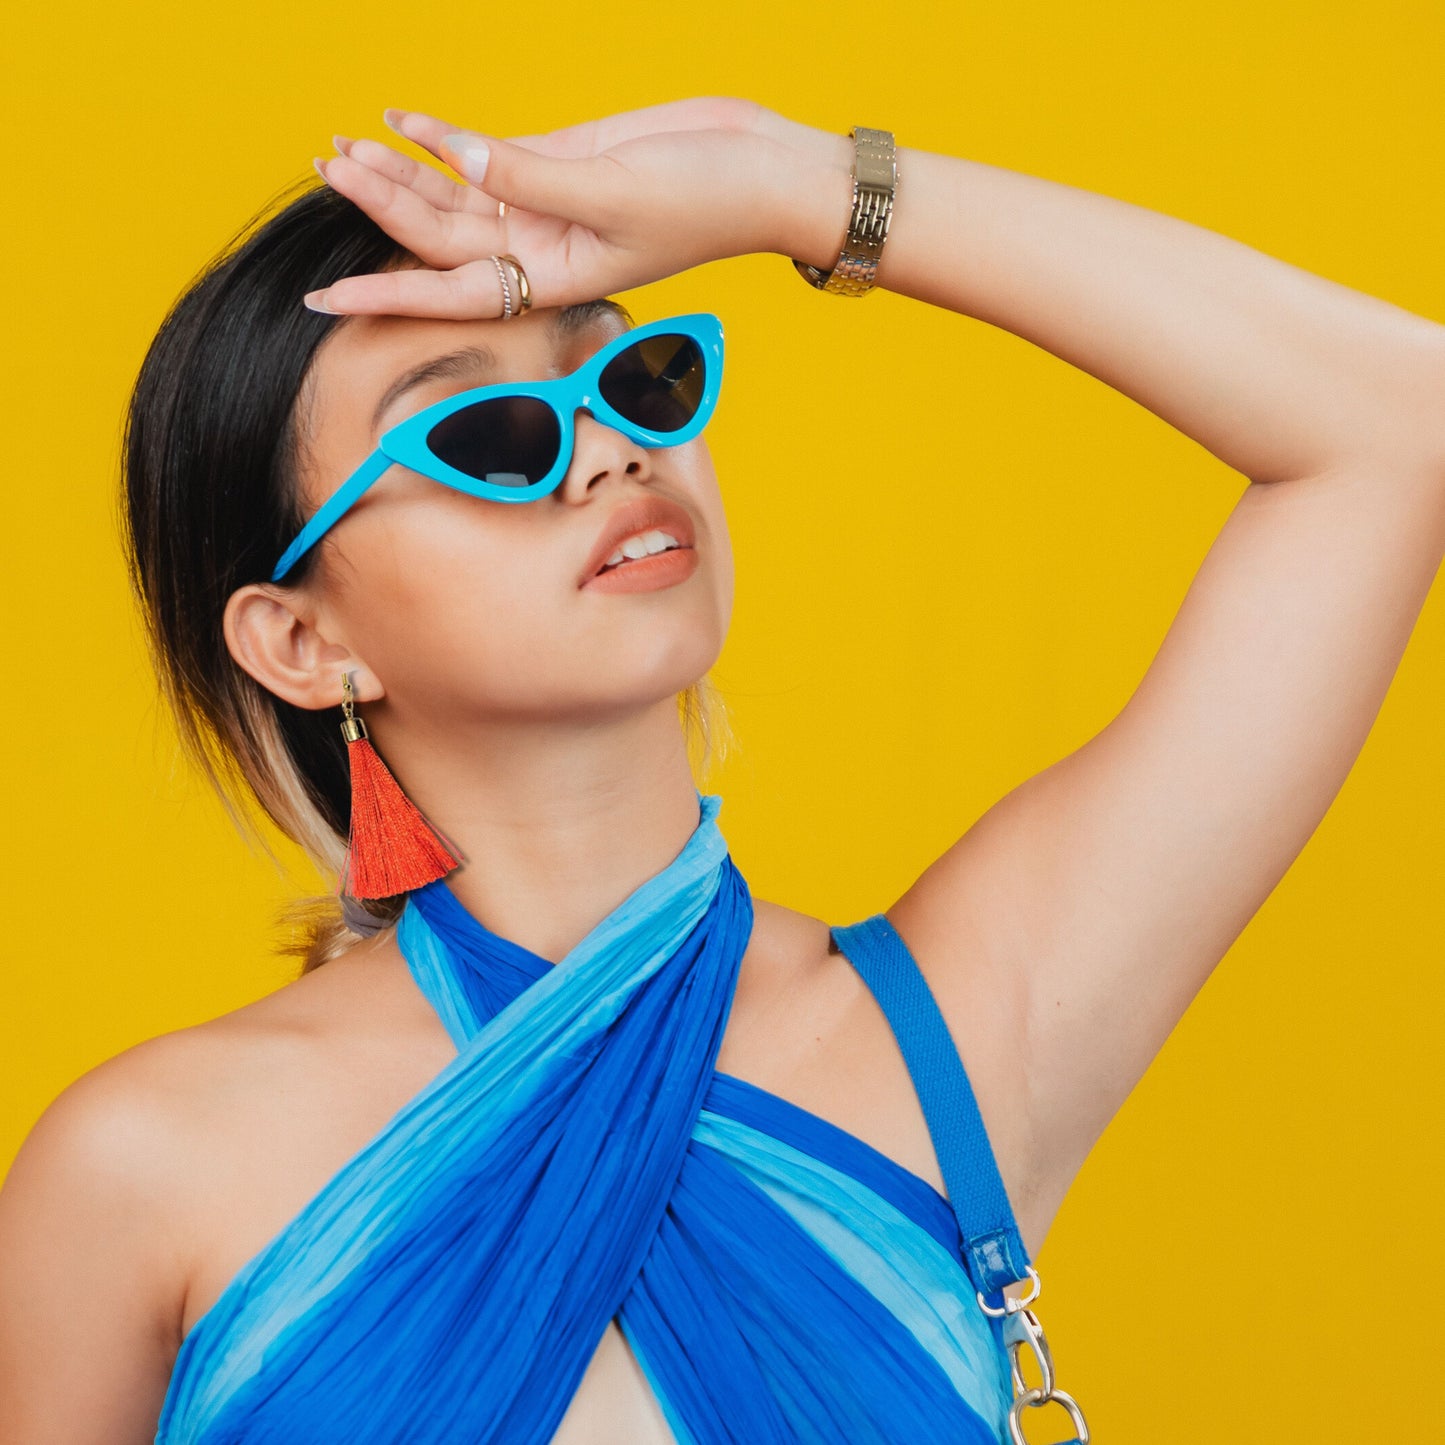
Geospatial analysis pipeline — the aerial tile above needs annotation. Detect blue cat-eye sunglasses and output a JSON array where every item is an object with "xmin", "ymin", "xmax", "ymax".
[{"xmin": 270, "ymin": 311, "xmax": 725, "ymax": 582}]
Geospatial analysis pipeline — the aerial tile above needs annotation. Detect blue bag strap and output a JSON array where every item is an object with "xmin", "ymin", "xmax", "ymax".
[{"xmin": 830, "ymin": 912, "xmax": 1032, "ymax": 1298}]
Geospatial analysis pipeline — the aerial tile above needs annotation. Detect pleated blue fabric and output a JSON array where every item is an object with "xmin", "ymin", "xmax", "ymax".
[{"xmin": 155, "ymin": 792, "xmax": 1015, "ymax": 1444}]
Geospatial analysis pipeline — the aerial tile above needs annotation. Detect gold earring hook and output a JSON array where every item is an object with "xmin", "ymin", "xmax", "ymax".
[{"xmin": 340, "ymin": 671, "xmax": 367, "ymax": 743}]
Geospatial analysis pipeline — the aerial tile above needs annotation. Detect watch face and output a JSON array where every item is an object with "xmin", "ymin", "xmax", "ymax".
[{"xmin": 853, "ymin": 130, "xmax": 898, "ymax": 184}]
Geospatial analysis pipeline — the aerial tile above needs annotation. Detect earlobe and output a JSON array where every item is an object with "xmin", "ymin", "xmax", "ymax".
[{"xmin": 222, "ymin": 582, "xmax": 382, "ymax": 711}]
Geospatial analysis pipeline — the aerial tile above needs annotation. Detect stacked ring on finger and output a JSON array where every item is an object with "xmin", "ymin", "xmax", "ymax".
[
  {"xmin": 487, "ymin": 253, "xmax": 532, "ymax": 320},
  {"xmin": 490, "ymin": 254, "xmax": 514, "ymax": 319}
]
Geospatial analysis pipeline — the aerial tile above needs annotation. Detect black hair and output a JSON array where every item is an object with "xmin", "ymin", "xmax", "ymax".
[{"xmin": 119, "ymin": 178, "xmax": 645, "ymax": 970}]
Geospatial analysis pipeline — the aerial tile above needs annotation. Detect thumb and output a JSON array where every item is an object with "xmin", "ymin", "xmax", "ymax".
[{"xmin": 441, "ymin": 130, "xmax": 619, "ymax": 226}]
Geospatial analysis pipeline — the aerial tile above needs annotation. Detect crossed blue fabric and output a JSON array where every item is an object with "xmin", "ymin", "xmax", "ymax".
[{"xmin": 156, "ymin": 792, "xmax": 1026, "ymax": 1444}]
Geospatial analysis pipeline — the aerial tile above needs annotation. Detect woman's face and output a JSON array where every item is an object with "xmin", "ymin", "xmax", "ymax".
[{"xmin": 286, "ymin": 303, "xmax": 734, "ymax": 733}]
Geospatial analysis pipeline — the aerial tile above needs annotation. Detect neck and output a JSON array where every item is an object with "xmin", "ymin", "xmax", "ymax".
[{"xmin": 370, "ymin": 694, "xmax": 708, "ymax": 963}]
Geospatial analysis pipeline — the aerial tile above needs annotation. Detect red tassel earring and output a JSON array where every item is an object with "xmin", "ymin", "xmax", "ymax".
[{"xmin": 338, "ymin": 672, "xmax": 461, "ymax": 900}]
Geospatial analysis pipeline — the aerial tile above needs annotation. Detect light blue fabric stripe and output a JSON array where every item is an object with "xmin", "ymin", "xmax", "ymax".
[
  {"xmin": 398, "ymin": 901, "xmax": 480, "ymax": 1047},
  {"xmin": 701, "ymin": 1071, "xmax": 959, "ymax": 1253},
  {"xmin": 692, "ymin": 1111, "xmax": 1013, "ymax": 1434}
]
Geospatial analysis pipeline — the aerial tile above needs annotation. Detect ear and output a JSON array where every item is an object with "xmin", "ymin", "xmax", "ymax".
[{"xmin": 222, "ymin": 582, "xmax": 385, "ymax": 711}]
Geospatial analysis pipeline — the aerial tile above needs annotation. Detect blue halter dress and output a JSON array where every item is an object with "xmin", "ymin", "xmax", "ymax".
[{"xmin": 154, "ymin": 792, "xmax": 1042, "ymax": 1444}]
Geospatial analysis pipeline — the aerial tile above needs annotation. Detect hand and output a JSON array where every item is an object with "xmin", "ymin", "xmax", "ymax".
[{"xmin": 305, "ymin": 97, "xmax": 853, "ymax": 319}]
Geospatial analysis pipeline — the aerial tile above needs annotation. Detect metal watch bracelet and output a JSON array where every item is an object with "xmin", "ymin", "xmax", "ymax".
[{"xmin": 792, "ymin": 127, "xmax": 898, "ymax": 297}]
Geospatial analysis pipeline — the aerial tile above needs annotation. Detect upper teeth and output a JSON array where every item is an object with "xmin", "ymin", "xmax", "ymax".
[{"xmin": 604, "ymin": 530, "xmax": 682, "ymax": 567}]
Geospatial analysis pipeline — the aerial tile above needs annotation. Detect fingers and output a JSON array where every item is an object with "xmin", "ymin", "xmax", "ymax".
[
  {"xmin": 436, "ymin": 130, "xmax": 624, "ymax": 229},
  {"xmin": 316, "ymin": 152, "xmax": 499, "ymax": 270},
  {"xmin": 382, "ymin": 108, "xmax": 626, "ymax": 227},
  {"xmin": 304, "ymin": 257, "xmax": 509, "ymax": 321},
  {"xmin": 543, "ymin": 96, "xmax": 766, "ymax": 153},
  {"xmin": 383, "ymin": 107, "xmax": 558, "ymax": 163},
  {"xmin": 382, "ymin": 107, "xmax": 471, "ymax": 160},
  {"xmin": 332, "ymin": 134, "xmax": 468, "ymax": 214},
  {"xmin": 386, "ymin": 97, "xmax": 763, "ymax": 160}
]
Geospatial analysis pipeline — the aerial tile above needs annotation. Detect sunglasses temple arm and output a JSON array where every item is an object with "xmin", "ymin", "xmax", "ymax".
[{"xmin": 270, "ymin": 451, "xmax": 394, "ymax": 583}]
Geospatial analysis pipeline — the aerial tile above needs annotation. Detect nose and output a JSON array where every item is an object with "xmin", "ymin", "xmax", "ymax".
[{"xmin": 555, "ymin": 409, "xmax": 653, "ymax": 503}]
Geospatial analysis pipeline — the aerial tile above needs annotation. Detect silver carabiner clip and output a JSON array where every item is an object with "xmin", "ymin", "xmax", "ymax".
[{"xmin": 1001, "ymin": 1305, "xmax": 1055, "ymax": 1399}]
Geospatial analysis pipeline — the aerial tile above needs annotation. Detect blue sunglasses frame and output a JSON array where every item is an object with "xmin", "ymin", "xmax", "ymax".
[{"xmin": 270, "ymin": 311, "xmax": 725, "ymax": 582}]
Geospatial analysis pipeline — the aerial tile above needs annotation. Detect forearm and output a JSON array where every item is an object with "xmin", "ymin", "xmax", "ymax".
[{"xmin": 786, "ymin": 135, "xmax": 1445, "ymax": 483}]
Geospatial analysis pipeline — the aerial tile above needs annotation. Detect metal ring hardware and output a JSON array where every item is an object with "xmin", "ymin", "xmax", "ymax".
[
  {"xmin": 978, "ymin": 1268, "xmax": 1091, "ymax": 1445},
  {"xmin": 976, "ymin": 1266, "xmax": 1041, "ymax": 1318},
  {"xmin": 1007, "ymin": 1387, "xmax": 1090, "ymax": 1445}
]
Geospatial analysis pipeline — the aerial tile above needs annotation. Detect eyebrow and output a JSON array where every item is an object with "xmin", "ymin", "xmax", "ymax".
[
  {"xmin": 368, "ymin": 300, "xmax": 633, "ymax": 434},
  {"xmin": 370, "ymin": 344, "xmax": 499, "ymax": 433}
]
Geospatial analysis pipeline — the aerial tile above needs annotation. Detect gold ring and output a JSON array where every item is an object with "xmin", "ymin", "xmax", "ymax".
[
  {"xmin": 499, "ymin": 253, "xmax": 531, "ymax": 314},
  {"xmin": 497, "ymin": 200, "xmax": 510, "ymax": 219}
]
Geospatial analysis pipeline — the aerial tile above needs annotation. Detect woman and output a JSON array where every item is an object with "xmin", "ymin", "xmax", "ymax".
[{"xmin": 0, "ymin": 95, "xmax": 1441, "ymax": 1443}]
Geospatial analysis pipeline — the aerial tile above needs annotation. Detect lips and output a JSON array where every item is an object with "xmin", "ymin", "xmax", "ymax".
[{"xmin": 580, "ymin": 496, "xmax": 697, "ymax": 587}]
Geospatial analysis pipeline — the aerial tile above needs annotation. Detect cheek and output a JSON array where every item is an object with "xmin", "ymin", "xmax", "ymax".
[
  {"xmin": 327, "ymin": 503, "xmax": 566, "ymax": 703},
  {"xmin": 708, "ymin": 498, "xmax": 736, "ymax": 624},
  {"xmin": 355, "ymin": 559, "xmax": 723, "ymax": 717},
  {"xmin": 686, "ymin": 447, "xmax": 734, "ymax": 624}
]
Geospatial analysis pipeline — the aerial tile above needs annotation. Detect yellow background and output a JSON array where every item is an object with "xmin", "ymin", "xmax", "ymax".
[{"xmin": 5, "ymin": 1, "xmax": 1443, "ymax": 1438}]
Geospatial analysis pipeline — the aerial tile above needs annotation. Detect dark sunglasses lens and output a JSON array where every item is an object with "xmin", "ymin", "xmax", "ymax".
[
  {"xmin": 598, "ymin": 334, "xmax": 706, "ymax": 434},
  {"xmin": 425, "ymin": 395, "xmax": 561, "ymax": 487}
]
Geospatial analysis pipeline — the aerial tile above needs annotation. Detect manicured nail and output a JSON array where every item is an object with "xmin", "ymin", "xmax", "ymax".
[
  {"xmin": 442, "ymin": 132, "xmax": 489, "ymax": 184},
  {"xmin": 304, "ymin": 291, "xmax": 340, "ymax": 314},
  {"xmin": 383, "ymin": 108, "xmax": 407, "ymax": 132},
  {"xmin": 313, "ymin": 156, "xmax": 330, "ymax": 183},
  {"xmin": 332, "ymin": 134, "xmax": 353, "ymax": 155}
]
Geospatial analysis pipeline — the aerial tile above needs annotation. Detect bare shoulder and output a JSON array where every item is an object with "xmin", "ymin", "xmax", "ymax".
[
  {"xmin": 0, "ymin": 935, "xmax": 436, "ymax": 1443},
  {"xmin": 0, "ymin": 987, "xmax": 300, "ymax": 1306},
  {"xmin": 7, "ymin": 935, "xmax": 408, "ymax": 1206},
  {"xmin": 0, "ymin": 944, "xmax": 374, "ymax": 1318},
  {"xmin": 0, "ymin": 991, "xmax": 290, "ymax": 1442}
]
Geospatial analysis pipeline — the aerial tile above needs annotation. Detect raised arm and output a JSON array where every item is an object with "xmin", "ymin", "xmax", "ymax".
[{"xmin": 810, "ymin": 135, "xmax": 1445, "ymax": 1246}]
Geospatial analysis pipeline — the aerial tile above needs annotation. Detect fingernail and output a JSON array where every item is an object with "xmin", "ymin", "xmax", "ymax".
[
  {"xmin": 313, "ymin": 156, "xmax": 330, "ymax": 183},
  {"xmin": 383, "ymin": 108, "xmax": 407, "ymax": 132},
  {"xmin": 304, "ymin": 291, "xmax": 340, "ymax": 314},
  {"xmin": 442, "ymin": 132, "xmax": 489, "ymax": 184},
  {"xmin": 332, "ymin": 134, "xmax": 353, "ymax": 155}
]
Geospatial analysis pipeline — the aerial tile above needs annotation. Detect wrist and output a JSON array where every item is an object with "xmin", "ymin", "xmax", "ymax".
[{"xmin": 764, "ymin": 128, "xmax": 856, "ymax": 267}]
